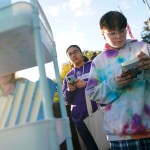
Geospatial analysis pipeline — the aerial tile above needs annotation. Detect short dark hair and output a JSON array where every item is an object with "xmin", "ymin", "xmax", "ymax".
[
  {"xmin": 99, "ymin": 11, "xmax": 127, "ymax": 31},
  {"xmin": 66, "ymin": 45, "xmax": 82, "ymax": 53},
  {"xmin": 90, "ymin": 52, "xmax": 97, "ymax": 60},
  {"xmin": 83, "ymin": 56, "xmax": 89, "ymax": 62}
]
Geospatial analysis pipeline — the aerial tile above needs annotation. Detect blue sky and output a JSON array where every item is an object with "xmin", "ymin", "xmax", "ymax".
[
  {"xmin": 39, "ymin": 0, "xmax": 149, "ymax": 64},
  {"xmin": 10, "ymin": 0, "xmax": 150, "ymax": 80}
]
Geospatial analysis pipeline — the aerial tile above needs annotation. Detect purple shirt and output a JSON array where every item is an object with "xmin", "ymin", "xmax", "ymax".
[{"xmin": 62, "ymin": 61, "xmax": 97, "ymax": 126}]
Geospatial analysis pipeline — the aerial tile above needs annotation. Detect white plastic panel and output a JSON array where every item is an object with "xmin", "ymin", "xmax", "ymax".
[
  {"xmin": 0, "ymin": 119, "xmax": 66, "ymax": 150},
  {"xmin": 0, "ymin": 2, "xmax": 53, "ymax": 76}
]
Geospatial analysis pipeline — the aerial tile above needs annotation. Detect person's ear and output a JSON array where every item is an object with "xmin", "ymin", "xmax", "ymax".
[
  {"xmin": 102, "ymin": 34, "xmax": 106, "ymax": 40},
  {"xmin": 101, "ymin": 31, "xmax": 106, "ymax": 40}
]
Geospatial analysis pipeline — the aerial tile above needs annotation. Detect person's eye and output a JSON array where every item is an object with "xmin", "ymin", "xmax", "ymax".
[
  {"xmin": 67, "ymin": 53, "xmax": 72, "ymax": 57},
  {"xmin": 75, "ymin": 51, "xmax": 78, "ymax": 54},
  {"xmin": 108, "ymin": 32, "xmax": 115, "ymax": 36},
  {"xmin": 74, "ymin": 50, "xmax": 79, "ymax": 54}
]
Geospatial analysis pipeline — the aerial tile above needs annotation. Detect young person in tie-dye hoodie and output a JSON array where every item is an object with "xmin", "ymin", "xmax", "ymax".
[{"xmin": 85, "ymin": 11, "xmax": 150, "ymax": 149}]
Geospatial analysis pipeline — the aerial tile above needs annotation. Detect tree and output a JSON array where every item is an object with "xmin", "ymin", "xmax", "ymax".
[
  {"xmin": 53, "ymin": 62, "xmax": 71, "ymax": 103},
  {"xmin": 83, "ymin": 50, "xmax": 101, "ymax": 60},
  {"xmin": 141, "ymin": 18, "xmax": 150, "ymax": 44},
  {"xmin": 60, "ymin": 62, "xmax": 71, "ymax": 82}
]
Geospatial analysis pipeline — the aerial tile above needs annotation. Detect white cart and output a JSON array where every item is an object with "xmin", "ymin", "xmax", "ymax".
[{"xmin": 0, "ymin": 1, "xmax": 73, "ymax": 150}]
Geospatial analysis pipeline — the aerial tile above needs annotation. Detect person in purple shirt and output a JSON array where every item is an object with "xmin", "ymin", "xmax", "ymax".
[{"xmin": 62, "ymin": 45, "xmax": 98, "ymax": 150}]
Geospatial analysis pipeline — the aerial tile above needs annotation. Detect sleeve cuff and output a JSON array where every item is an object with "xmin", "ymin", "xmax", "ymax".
[{"xmin": 110, "ymin": 77, "xmax": 121, "ymax": 90}]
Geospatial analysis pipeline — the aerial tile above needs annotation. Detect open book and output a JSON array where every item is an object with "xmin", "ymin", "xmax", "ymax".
[{"xmin": 121, "ymin": 57, "xmax": 143, "ymax": 80}]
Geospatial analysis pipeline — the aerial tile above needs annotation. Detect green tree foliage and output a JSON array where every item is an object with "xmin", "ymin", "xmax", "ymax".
[
  {"xmin": 83, "ymin": 50, "xmax": 101, "ymax": 60},
  {"xmin": 141, "ymin": 18, "xmax": 150, "ymax": 44},
  {"xmin": 53, "ymin": 62, "xmax": 71, "ymax": 103},
  {"xmin": 60, "ymin": 62, "xmax": 71, "ymax": 82},
  {"xmin": 54, "ymin": 92, "xmax": 59, "ymax": 103}
]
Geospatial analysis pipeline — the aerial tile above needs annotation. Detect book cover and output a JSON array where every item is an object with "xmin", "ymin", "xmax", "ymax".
[{"xmin": 121, "ymin": 57, "xmax": 143, "ymax": 80}]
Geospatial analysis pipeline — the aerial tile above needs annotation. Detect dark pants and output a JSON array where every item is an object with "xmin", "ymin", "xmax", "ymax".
[
  {"xmin": 53, "ymin": 103, "xmax": 81, "ymax": 150},
  {"xmin": 76, "ymin": 121, "xmax": 99, "ymax": 150}
]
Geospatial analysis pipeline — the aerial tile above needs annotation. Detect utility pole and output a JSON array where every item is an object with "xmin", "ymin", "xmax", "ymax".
[
  {"xmin": 143, "ymin": 0, "xmax": 150, "ymax": 15},
  {"xmin": 143, "ymin": 0, "xmax": 150, "ymax": 28}
]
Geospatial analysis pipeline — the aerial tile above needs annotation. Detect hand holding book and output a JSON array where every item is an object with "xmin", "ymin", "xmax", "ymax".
[
  {"xmin": 137, "ymin": 51, "xmax": 150, "ymax": 70},
  {"xmin": 121, "ymin": 57, "xmax": 143, "ymax": 80}
]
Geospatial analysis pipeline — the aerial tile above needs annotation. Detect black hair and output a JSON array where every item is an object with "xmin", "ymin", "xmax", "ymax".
[
  {"xmin": 99, "ymin": 11, "xmax": 127, "ymax": 31},
  {"xmin": 66, "ymin": 45, "xmax": 82, "ymax": 53},
  {"xmin": 83, "ymin": 56, "xmax": 89, "ymax": 62},
  {"xmin": 90, "ymin": 52, "xmax": 97, "ymax": 60}
]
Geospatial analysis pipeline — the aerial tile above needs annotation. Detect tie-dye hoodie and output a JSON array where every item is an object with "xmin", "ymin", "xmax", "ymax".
[{"xmin": 85, "ymin": 39, "xmax": 150, "ymax": 141}]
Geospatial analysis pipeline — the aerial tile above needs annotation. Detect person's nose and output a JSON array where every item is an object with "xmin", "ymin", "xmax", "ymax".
[
  {"xmin": 71, "ymin": 53, "xmax": 76, "ymax": 57},
  {"xmin": 115, "ymin": 32, "xmax": 121, "ymax": 38}
]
